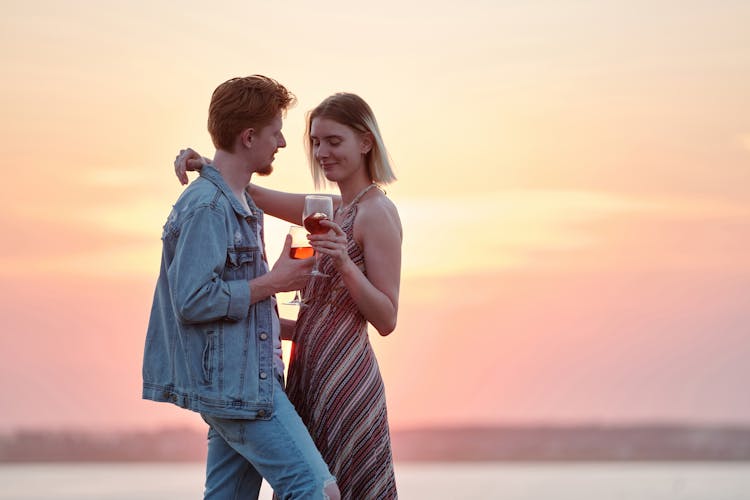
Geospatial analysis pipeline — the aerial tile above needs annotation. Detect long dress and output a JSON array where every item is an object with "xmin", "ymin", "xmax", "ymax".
[{"xmin": 286, "ymin": 190, "xmax": 398, "ymax": 499}]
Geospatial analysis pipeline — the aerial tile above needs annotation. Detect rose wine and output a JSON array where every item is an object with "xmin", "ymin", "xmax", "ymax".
[
  {"xmin": 304, "ymin": 213, "xmax": 329, "ymax": 234},
  {"xmin": 290, "ymin": 246, "xmax": 314, "ymax": 259}
]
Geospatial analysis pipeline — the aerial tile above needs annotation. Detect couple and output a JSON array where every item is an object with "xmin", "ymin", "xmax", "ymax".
[{"xmin": 142, "ymin": 75, "xmax": 401, "ymax": 499}]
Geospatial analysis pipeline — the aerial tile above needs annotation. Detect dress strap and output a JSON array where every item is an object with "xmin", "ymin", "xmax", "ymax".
[
  {"xmin": 351, "ymin": 183, "xmax": 379, "ymax": 205},
  {"xmin": 336, "ymin": 183, "xmax": 381, "ymax": 216}
]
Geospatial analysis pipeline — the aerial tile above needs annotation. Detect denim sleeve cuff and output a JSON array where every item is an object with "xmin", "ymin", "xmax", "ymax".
[{"xmin": 226, "ymin": 280, "xmax": 250, "ymax": 320}]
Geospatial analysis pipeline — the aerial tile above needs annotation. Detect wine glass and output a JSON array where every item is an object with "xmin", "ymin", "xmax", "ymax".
[
  {"xmin": 284, "ymin": 225, "xmax": 312, "ymax": 306},
  {"xmin": 303, "ymin": 195, "xmax": 333, "ymax": 278}
]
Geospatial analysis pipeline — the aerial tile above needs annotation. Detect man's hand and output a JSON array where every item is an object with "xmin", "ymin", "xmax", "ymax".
[
  {"xmin": 248, "ymin": 234, "xmax": 313, "ymax": 304},
  {"xmin": 270, "ymin": 234, "xmax": 314, "ymax": 292}
]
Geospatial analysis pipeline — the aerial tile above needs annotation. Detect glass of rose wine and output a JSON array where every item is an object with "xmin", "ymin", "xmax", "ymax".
[
  {"xmin": 303, "ymin": 194, "xmax": 333, "ymax": 278},
  {"xmin": 284, "ymin": 225, "xmax": 313, "ymax": 306}
]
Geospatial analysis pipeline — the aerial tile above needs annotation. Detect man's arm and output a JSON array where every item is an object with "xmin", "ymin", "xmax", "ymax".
[
  {"xmin": 169, "ymin": 206, "xmax": 313, "ymax": 323},
  {"xmin": 247, "ymin": 233, "xmax": 314, "ymax": 305},
  {"xmin": 168, "ymin": 205, "xmax": 250, "ymax": 323}
]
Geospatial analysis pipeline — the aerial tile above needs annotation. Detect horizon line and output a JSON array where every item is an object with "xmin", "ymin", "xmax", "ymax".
[{"xmin": 5, "ymin": 420, "xmax": 750, "ymax": 436}]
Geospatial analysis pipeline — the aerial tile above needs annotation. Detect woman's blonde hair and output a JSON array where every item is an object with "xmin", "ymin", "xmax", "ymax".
[{"xmin": 304, "ymin": 93, "xmax": 396, "ymax": 189}]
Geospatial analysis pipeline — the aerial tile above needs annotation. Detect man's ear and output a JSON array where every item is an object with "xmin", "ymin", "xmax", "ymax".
[{"xmin": 241, "ymin": 128, "xmax": 255, "ymax": 148}]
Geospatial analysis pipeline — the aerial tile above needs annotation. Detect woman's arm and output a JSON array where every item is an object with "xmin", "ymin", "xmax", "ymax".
[
  {"xmin": 247, "ymin": 184, "xmax": 341, "ymax": 225},
  {"xmin": 246, "ymin": 184, "xmax": 305, "ymax": 225},
  {"xmin": 174, "ymin": 148, "xmax": 210, "ymax": 185},
  {"xmin": 247, "ymin": 184, "xmax": 342, "ymax": 225},
  {"xmin": 311, "ymin": 197, "xmax": 402, "ymax": 335},
  {"xmin": 174, "ymin": 147, "xmax": 342, "ymax": 226}
]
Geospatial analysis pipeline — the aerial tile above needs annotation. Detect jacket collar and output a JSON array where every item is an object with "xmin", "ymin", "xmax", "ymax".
[{"xmin": 199, "ymin": 164, "xmax": 259, "ymax": 220}]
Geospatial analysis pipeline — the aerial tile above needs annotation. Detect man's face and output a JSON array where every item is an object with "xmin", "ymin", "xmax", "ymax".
[{"xmin": 251, "ymin": 113, "xmax": 286, "ymax": 176}]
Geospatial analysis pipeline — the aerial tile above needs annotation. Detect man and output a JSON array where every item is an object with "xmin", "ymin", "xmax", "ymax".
[{"xmin": 143, "ymin": 75, "xmax": 340, "ymax": 499}]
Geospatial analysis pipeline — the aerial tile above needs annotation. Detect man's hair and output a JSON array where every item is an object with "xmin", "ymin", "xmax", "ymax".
[
  {"xmin": 208, "ymin": 75, "xmax": 296, "ymax": 151},
  {"xmin": 305, "ymin": 92, "xmax": 396, "ymax": 189}
]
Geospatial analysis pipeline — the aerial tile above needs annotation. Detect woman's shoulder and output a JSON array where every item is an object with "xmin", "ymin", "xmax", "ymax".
[
  {"xmin": 359, "ymin": 189, "xmax": 399, "ymax": 216},
  {"xmin": 356, "ymin": 191, "xmax": 402, "ymax": 236}
]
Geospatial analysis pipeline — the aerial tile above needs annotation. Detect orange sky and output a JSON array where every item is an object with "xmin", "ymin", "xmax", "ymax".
[{"xmin": 1, "ymin": 0, "xmax": 749, "ymax": 432}]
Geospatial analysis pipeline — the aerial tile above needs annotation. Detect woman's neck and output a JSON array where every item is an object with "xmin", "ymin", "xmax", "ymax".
[
  {"xmin": 339, "ymin": 184, "xmax": 368, "ymax": 206},
  {"xmin": 337, "ymin": 171, "xmax": 373, "ymax": 206}
]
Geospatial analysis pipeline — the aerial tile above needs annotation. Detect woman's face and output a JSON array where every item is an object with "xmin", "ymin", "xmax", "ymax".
[{"xmin": 310, "ymin": 117, "xmax": 370, "ymax": 183}]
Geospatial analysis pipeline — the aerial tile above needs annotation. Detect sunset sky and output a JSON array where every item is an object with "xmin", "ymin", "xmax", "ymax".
[{"xmin": 1, "ymin": 0, "xmax": 749, "ymax": 432}]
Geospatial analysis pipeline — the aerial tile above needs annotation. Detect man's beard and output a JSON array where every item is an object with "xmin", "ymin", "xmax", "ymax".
[{"xmin": 256, "ymin": 164, "xmax": 273, "ymax": 176}]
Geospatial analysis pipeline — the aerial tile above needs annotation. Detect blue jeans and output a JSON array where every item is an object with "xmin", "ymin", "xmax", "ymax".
[{"xmin": 202, "ymin": 378, "xmax": 335, "ymax": 499}]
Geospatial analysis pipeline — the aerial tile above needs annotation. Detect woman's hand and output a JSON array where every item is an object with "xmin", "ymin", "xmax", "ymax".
[
  {"xmin": 308, "ymin": 220, "xmax": 350, "ymax": 271},
  {"xmin": 174, "ymin": 147, "xmax": 208, "ymax": 185}
]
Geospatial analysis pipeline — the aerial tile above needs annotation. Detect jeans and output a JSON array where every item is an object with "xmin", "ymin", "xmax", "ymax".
[{"xmin": 202, "ymin": 378, "xmax": 335, "ymax": 499}]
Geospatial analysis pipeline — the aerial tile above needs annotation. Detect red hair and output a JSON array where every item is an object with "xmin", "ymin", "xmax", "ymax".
[{"xmin": 208, "ymin": 75, "xmax": 295, "ymax": 151}]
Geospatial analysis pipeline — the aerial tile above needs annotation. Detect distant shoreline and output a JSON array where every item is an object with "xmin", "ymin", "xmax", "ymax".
[{"xmin": 3, "ymin": 424, "xmax": 750, "ymax": 463}]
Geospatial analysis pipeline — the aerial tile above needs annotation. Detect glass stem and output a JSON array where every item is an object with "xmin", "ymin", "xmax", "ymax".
[{"xmin": 313, "ymin": 253, "xmax": 321, "ymax": 274}]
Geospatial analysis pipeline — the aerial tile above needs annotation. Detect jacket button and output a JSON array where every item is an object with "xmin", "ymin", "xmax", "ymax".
[
  {"xmin": 259, "ymin": 371, "xmax": 268, "ymax": 380},
  {"xmin": 257, "ymin": 409, "xmax": 266, "ymax": 417},
  {"xmin": 259, "ymin": 332, "xmax": 268, "ymax": 341}
]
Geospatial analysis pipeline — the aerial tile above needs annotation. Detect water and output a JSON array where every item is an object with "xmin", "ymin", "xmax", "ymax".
[{"xmin": 1, "ymin": 462, "xmax": 749, "ymax": 499}]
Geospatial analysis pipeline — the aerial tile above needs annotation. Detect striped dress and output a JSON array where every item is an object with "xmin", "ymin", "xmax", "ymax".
[{"xmin": 286, "ymin": 194, "xmax": 397, "ymax": 499}]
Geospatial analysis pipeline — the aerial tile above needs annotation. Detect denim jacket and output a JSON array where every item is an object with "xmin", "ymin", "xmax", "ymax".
[{"xmin": 142, "ymin": 165, "xmax": 276, "ymax": 419}]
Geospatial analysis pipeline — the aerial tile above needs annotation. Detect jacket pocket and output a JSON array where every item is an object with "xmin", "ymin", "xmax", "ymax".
[
  {"xmin": 202, "ymin": 331, "xmax": 216, "ymax": 384},
  {"xmin": 225, "ymin": 247, "xmax": 258, "ymax": 280}
]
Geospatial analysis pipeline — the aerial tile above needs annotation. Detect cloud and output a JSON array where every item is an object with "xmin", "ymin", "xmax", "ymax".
[
  {"xmin": 82, "ymin": 169, "xmax": 157, "ymax": 189},
  {"xmin": 396, "ymin": 189, "xmax": 750, "ymax": 279},
  {"xmin": 397, "ymin": 190, "xmax": 638, "ymax": 277},
  {"xmin": 0, "ymin": 193, "xmax": 167, "ymax": 279}
]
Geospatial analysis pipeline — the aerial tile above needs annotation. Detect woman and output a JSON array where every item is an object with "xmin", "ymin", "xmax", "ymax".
[{"xmin": 175, "ymin": 93, "xmax": 401, "ymax": 499}]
